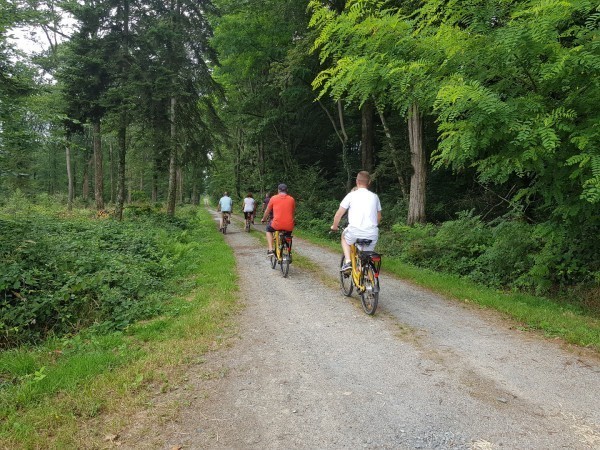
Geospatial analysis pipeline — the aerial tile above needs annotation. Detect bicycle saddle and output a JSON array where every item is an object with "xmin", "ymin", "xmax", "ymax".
[{"xmin": 355, "ymin": 239, "xmax": 372, "ymax": 245}]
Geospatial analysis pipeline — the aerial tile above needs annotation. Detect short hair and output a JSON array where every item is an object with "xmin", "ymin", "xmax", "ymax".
[
  {"xmin": 247, "ymin": 192, "xmax": 253, "ymax": 197},
  {"xmin": 224, "ymin": 191, "xmax": 229, "ymax": 196},
  {"xmin": 356, "ymin": 171, "xmax": 370, "ymax": 185}
]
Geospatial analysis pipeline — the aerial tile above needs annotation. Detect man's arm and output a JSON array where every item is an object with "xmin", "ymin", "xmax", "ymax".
[
  {"xmin": 261, "ymin": 201, "xmax": 273, "ymax": 222},
  {"xmin": 330, "ymin": 206, "xmax": 347, "ymax": 231},
  {"xmin": 377, "ymin": 211, "xmax": 382, "ymax": 225}
]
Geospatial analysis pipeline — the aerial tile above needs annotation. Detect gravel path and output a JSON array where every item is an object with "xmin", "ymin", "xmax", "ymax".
[{"xmin": 122, "ymin": 212, "xmax": 600, "ymax": 449}]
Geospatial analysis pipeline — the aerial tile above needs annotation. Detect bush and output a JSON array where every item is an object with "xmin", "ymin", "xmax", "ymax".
[
  {"xmin": 384, "ymin": 210, "xmax": 599, "ymax": 296},
  {"xmin": 130, "ymin": 190, "xmax": 149, "ymax": 203},
  {"xmin": 470, "ymin": 220, "xmax": 538, "ymax": 288},
  {"xmin": 0, "ymin": 207, "xmax": 191, "ymax": 348},
  {"xmin": 527, "ymin": 222, "xmax": 600, "ymax": 292},
  {"xmin": 388, "ymin": 211, "xmax": 491, "ymax": 274}
]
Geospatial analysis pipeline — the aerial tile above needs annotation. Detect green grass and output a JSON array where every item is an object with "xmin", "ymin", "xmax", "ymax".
[
  {"xmin": 295, "ymin": 229, "xmax": 600, "ymax": 351},
  {"xmin": 0, "ymin": 207, "xmax": 239, "ymax": 449}
]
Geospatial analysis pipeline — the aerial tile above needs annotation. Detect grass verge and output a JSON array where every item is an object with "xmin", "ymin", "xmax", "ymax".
[
  {"xmin": 0, "ymin": 208, "xmax": 239, "ymax": 449},
  {"xmin": 294, "ymin": 229, "xmax": 600, "ymax": 352}
]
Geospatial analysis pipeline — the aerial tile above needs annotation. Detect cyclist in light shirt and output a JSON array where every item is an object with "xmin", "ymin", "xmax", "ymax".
[
  {"xmin": 330, "ymin": 171, "xmax": 382, "ymax": 272},
  {"xmin": 242, "ymin": 192, "xmax": 257, "ymax": 224},
  {"xmin": 217, "ymin": 191, "xmax": 233, "ymax": 231}
]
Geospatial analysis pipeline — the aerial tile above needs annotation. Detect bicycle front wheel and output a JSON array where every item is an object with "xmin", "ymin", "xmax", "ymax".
[
  {"xmin": 360, "ymin": 264, "xmax": 379, "ymax": 315},
  {"xmin": 340, "ymin": 255, "xmax": 353, "ymax": 297}
]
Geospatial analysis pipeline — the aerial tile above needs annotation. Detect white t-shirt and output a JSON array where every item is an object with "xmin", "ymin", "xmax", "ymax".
[
  {"xmin": 243, "ymin": 197, "xmax": 256, "ymax": 212},
  {"xmin": 340, "ymin": 188, "xmax": 381, "ymax": 236}
]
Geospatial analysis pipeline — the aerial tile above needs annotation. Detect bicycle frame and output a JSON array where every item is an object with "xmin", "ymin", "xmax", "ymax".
[
  {"xmin": 349, "ymin": 242, "xmax": 381, "ymax": 291},
  {"xmin": 338, "ymin": 233, "xmax": 381, "ymax": 315},
  {"xmin": 272, "ymin": 230, "xmax": 293, "ymax": 277},
  {"xmin": 274, "ymin": 230, "xmax": 293, "ymax": 261},
  {"xmin": 274, "ymin": 231, "xmax": 282, "ymax": 260},
  {"xmin": 244, "ymin": 212, "xmax": 253, "ymax": 231},
  {"xmin": 221, "ymin": 211, "xmax": 231, "ymax": 233}
]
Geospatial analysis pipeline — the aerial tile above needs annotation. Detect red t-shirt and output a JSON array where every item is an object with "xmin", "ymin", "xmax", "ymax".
[{"xmin": 266, "ymin": 193, "xmax": 295, "ymax": 231}]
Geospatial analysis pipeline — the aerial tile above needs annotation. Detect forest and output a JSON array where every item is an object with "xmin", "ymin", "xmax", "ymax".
[{"xmin": 1, "ymin": 0, "xmax": 600, "ymax": 349}]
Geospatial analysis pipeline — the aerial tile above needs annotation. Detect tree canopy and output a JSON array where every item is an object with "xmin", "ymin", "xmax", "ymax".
[{"xmin": 1, "ymin": 0, "xmax": 599, "ymax": 291}]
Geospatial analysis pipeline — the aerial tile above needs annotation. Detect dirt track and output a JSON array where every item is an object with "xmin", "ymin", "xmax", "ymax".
[{"xmin": 120, "ymin": 212, "xmax": 600, "ymax": 449}]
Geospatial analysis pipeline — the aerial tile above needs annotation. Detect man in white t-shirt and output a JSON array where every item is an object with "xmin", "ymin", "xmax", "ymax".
[{"xmin": 330, "ymin": 171, "xmax": 382, "ymax": 272}]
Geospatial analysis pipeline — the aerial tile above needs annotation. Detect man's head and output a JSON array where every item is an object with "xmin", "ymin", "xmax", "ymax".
[
  {"xmin": 224, "ymin": 191, "xmax": 229, "ymax": 196},
  {"xmin": 278, "ymin": 183, "xmax": 288, "ymax": 193},
  {"xmin": 356, "ymin": 171, "xmax": 370, "ymax": 187}
]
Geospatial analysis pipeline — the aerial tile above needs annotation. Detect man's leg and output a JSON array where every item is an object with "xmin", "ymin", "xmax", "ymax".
[
  {"xmin": 341, "ymin": 234, "xmax": 351, "ymax": 263},
  {"xmin": 266, "ymin": 231, "xmax": 274, "ymax": 252},
  {"xmin": 219, "ymin": 215, "xmax": 223, "ymax": 229}
]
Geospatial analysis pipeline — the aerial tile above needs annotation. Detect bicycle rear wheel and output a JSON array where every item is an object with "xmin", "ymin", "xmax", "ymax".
[
  {"xmin": 339, "ymin": 255, "xmax": 353, "ymax": 297},
  {"xmin": 245, "ymin": 218, "xmax": 250, "ymax": 232},
  {"xmin": 360, "ymin": 263, "xmax": 379, "ymax": 315},
  {"xmin": 280, "ymin": 243, "xmax": 290, "ymax": 277}
]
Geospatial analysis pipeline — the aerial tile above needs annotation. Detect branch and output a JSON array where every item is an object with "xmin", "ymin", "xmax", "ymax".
[
  {"xmin": 476, "ymin": 181, "xmax": 533, "ymax": 222},
  {"xmin": 317, "ymin": 98, "xmax": 344, "ymax": 144}
]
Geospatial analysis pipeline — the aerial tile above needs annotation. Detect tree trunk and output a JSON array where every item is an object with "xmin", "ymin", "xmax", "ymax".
[
  {"xmin": 235, "ymin": 128, "xmax": 242, "ymax": 199},
  {"xmin": 337, "ymin": 100, "xmax": 351, "ymax": 191},
  {"xmin": 258, "ymin": 139, "xmax": 265, "ymax": 195},
  {"xmin": 167, "ymin": 96, "xmax": 177, "ymax": 216},
  {"xmin": 176, "ymin": 166, "xmax": 183, "ymax": 204},
  {"xmin": 191, "ymin": 175, "xmax": 199, "ymax": 205},
  {"xmin": 115, "ymin": 0, "xmax": 129, "ymax": 220},
  {"xmin": 109, "ymin": 140, "xmax": 115, "ymax": 203},
  {"xmin": 407, "ymin": 103, "xmax": 426, "ymax": 225},
  {"xmin": 360, "ymin": 100, "xmax": 375, "ymax": 173},
  {"xmin": 375, "ymin": 105, "xmax": 408, "ymax": 198},
  {"xmin": 115, "ymin": 119, "xmax": 127, "ymax": 221},
  {"xmin": 93, "ymin": 120, "xmax": 104, "ymax": 210},
  {"xmin": 152, "ymin": 157, "xmax": 159, "ymax": 202},
  {"xmin": 66, "ymin": 139, "xmax": 74, "ymax": 211},
  {"xmin": 82, "ymin": 152, "xmax": 92, "ymax": 202}
]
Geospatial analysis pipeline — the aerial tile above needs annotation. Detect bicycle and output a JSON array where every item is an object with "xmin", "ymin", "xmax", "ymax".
[
  {"xmin": 221, "ymin": 212, "xmax": 231, "ymax": 234},
  {"xmin": 244, "ymin": 212, "xmax": 253, "ymax": 232},
  {"xmin": 270, "ymin": 230, "xmax": 293, "ymax": 277},
  {"xmin": 339, "ymin": 237, "xmax": 382, "ymax": 315}
]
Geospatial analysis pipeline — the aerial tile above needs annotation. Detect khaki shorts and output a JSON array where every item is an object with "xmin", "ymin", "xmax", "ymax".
[{"xmin": 343, "ymin": 227, "xmax": 377, "ymax": 251}]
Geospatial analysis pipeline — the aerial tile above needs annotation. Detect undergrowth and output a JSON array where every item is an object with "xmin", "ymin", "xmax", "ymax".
[{"xmin": 0, "ymin": 205, "xmax": 239, "ymax": 448}]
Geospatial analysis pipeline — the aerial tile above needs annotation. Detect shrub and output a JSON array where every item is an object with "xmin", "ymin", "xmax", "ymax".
[
  {"xmin": 470, "ymin": 220, "xmax": 538, "ymax": 288},
  {"xmin": 0, "ymin": 207, "xmax": 191, "ymax": 348}
]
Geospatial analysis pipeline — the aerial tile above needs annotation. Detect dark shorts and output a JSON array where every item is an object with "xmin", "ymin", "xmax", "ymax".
[
  {"xmin": 266, "ymin": 222, "xmax": 292, "ymax": 234},
  {"xmin": 244, "ymin": 211, "xmax": 254, "ymax": 220}
]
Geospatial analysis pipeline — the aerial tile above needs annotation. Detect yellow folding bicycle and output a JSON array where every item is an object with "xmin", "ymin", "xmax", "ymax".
[
  {"xmin": 340, "ymin": 238, "xmax": 381, "ymax": 315},
  {"xmin": 270, "ymin": 230, "xmax": 293, "ymax": 278}
]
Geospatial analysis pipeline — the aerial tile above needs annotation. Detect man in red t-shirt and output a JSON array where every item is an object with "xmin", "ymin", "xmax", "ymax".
[{"xmin": 261, "ymin": 183, "xmax": 296, "ymax": 256}]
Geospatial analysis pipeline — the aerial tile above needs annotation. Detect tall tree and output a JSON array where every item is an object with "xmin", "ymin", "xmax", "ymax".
[
  {"xmin": 58, "ymin": 0, "xmax": 114, "ymax": 211},
  {"xmin": 309, "ymin": 0, "xmax": 435, "ymax": 224}
]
